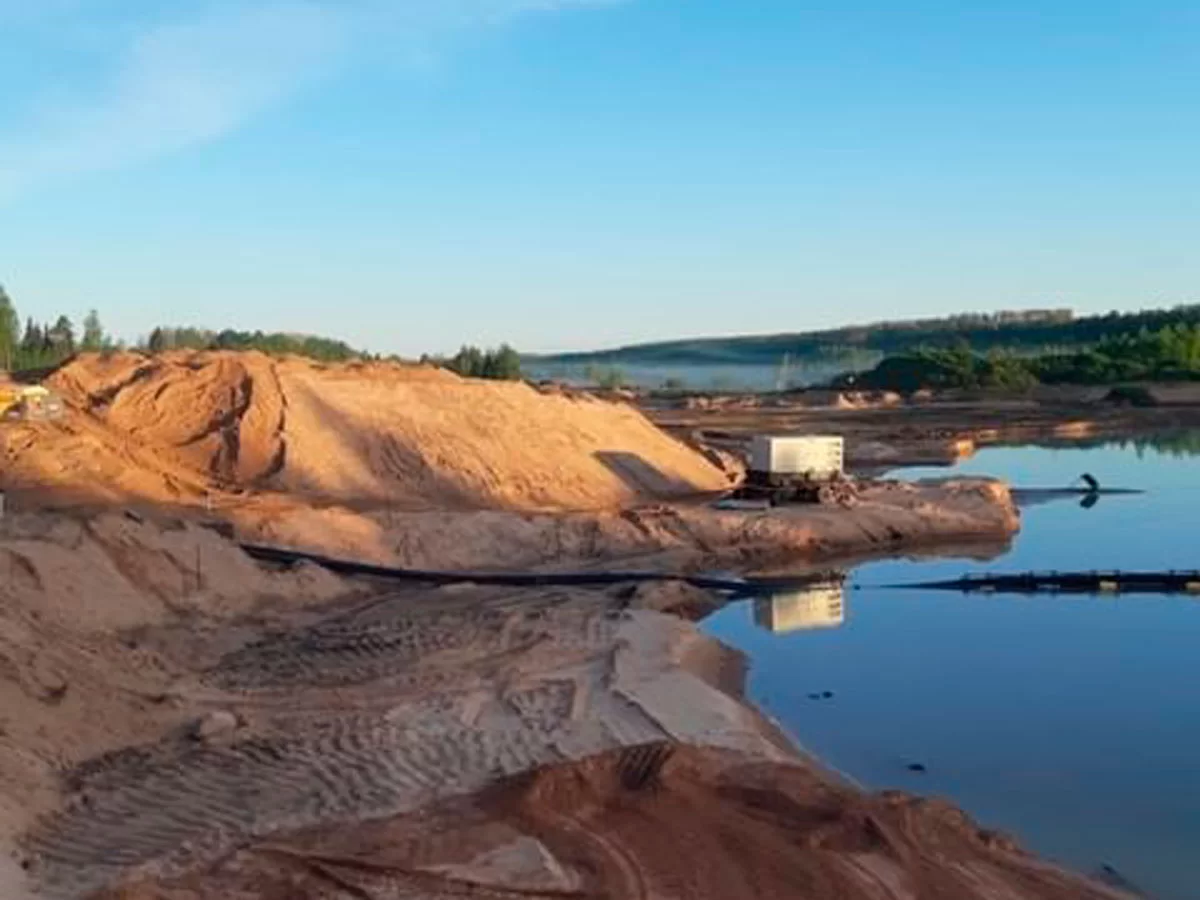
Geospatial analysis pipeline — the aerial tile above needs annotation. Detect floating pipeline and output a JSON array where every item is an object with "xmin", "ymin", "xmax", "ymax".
[
  {"xmin": 239, "ymin": 542, "xmax": 844, "ymax": 595},
  {"xmin": 888, "ymin": 570, "xmax": 1200, "ymax": 596},
  {"xmin": 1010, "ymin": 487, "xmax": 1143, "ymax": 509}
]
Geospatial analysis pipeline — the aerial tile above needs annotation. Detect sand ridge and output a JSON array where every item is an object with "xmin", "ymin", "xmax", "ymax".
[{"xmin": 17, "ymin": 351, "xmax": 730, "ymax": 512}]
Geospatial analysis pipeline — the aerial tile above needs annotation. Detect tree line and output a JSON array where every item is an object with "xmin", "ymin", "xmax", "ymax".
[
  {"xmin": 0, "ymin": 286, "xmax": 111, "ymax": 371},
  {"xmin": 0, "ymin": 285, "xmax": 526, "ymax": 381},
  {"xmin": 839, "ymin": 323, "xmax": 1200, "ymax": 393},
  {"xmin": 539, "ymin": 304, "xmax": 1200, "ymax": 367},
  {"xmin": 420, "ymin": 345, "xmax": 523, "ymax": 381},
  {"xmin": 145, "ymin": 326, "xmax": 364, "ymax": 363}
]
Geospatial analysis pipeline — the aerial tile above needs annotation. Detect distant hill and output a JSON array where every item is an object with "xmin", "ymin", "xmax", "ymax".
[{"xmin": 531, "ymin": 306, "xmax": 1200, "ymax": 367}]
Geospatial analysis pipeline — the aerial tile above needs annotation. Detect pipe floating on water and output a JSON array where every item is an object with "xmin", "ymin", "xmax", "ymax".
[
  {"xmin": 1011, "ymin": 474, "xmax": 1143, "ymax": 508},
  {"xmin": 1010, "ymin": 487, "xmax": 1142, "ymax": 510},
  {"xmin": 239, "ymin": 542, "xmax": 842, "ymax": 595},
  {"xmin": 1010, "ymin": 488, "xmax": 1143, "ymax": 497},
  {"xmin": 890, "ymin": 571, "xmax": 1200, "ymax": 596}
]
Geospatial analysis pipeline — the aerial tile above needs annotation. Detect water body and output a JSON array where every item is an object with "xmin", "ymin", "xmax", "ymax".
[
  {"xmin": 705, "ymin": 440, "xmax": 1200, "ymax": 899},
  {"xmin": 524, "ymin": 360, "xmax": 867, "ymax": 392}
]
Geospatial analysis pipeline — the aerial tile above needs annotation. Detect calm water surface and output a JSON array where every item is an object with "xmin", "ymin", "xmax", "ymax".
[
  {"xmin": 705, "ymin": 440, "xmax": 1200, "ymax": 899},
  {"xmin": 524, "ymin": 360, "xmax": 862, "ymax": 391}
]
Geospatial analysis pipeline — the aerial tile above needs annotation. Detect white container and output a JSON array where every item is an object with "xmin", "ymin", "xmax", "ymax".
[
  {"xmin": 749, "ymin": 435, "xmax": 843, "ymax": 479},
  {"xmin": 754, "ymin": 584, "xmax": 846, "ymax": 633}
]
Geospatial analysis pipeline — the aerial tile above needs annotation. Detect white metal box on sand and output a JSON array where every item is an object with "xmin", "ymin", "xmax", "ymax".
[{"xmin": 749, "ymin": 435, "xmax": 844, "ymax": 479}]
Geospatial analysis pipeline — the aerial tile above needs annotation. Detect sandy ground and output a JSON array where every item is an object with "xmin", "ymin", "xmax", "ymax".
[
  {"xmin": 0, "ymin": 352, "xmax": 1020, "ymax": 572},
  {"xmin": 227, "ymin": 478, "xmax": 1018, "ymax": 570},
  {"xmin": 0, "ymin": 354, "xmax": 1110, "ymax": 899},
  {"xmin": 0, "ymin": 518, "xmax": 1127, "ymax": 900},
  {"xmin": 104, "ymin": 746, "xmax": 1136, "ymax": 900},
  {"xmin": 0, "ymin": 517, "xmax": 779, "ymax": 898}
]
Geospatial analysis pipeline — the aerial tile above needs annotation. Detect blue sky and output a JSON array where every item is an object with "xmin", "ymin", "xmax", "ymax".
[{"xmin": 1, "ymin": 1, "xmax": 1197, "ymax": 355}]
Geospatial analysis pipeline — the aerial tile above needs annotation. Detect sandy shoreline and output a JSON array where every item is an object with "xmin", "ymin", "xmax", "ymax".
[
  {"xmin": 0, "ymin": 354, "xmax": 1140, "ymax": 898},
  {"xmin": 643, "ymin": 383, "xmax": 1200, "ymax": 472},
  {"xmin": 0, "ymin": 509, "xmax": 1130, "ymax": 900}
]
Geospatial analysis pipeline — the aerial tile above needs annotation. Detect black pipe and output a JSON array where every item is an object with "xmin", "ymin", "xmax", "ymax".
[
  {"xmin": 238, "ymin": 542, "xmax": 841, "ymax": 595},
  {"xmin": 889, "ymin": 570, "xmax": 1200, "ymax": 595}
]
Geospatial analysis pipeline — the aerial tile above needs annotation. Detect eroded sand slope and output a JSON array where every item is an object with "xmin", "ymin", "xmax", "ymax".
[{"xmin": 22, "ymin": 351, "xmax": 729, "ymax": 511}]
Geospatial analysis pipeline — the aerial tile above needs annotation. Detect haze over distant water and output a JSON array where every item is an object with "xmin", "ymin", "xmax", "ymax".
[{"xmin": 528, "ymin": 305, "xmax": 1200, "ymax": 388}]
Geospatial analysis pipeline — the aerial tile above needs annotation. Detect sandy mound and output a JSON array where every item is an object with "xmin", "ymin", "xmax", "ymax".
[
  {"xmin": 100, "ymin": 744, "xmax": 1132, "ymax": 900},
  {"xmin": 16, "ymin": 351, "xmax": 729, "ymax": 512}
]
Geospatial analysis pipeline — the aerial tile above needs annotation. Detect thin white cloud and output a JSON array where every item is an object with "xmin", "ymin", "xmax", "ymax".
[{"xmin": 0, "ymin": 0, "xmax": 620, "ymax": 198}]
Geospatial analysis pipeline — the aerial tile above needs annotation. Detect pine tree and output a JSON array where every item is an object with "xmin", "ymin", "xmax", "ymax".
[
  {"xmin": 81, "ymin": 309, "xmax": 104, "ymax": 352},
  {"xmin": 0, "ymin": 286, "xmax": 18, "ymax": 371},
  {"xmin": 147, "ymin": 327, "xmax": 167, "ymax": 354},
  {"xmin": 20, "ymin": 318, "xmax": 39, "ymax": 353},
  {"xmin": 47, "ymin": 315, "xmax": 75, "ymax": 360}
]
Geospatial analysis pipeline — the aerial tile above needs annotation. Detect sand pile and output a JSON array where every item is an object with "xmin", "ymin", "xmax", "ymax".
[
  {"xmin": 25, "ymin": 351, "xmax": 728, "ymax": 512},
  {"xmin": 0, "ymin": 352, "xmax": 1020, "ymax": 573},
  {"xmin": 122, "ymin": 744, "xmax": 1134, "ymax": 900}
]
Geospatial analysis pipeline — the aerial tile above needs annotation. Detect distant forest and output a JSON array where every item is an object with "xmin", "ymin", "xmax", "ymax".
[
  {"xmin": 535, "ymin": 306, "xmax": 1200, "ymax": 367},
  {"xmin": 0, "ymin": 285, "xmax": 375, "ymax": 370},
  {"xmin": 0, "ymin": 285, "xmax": 522, "ymax": 380},
  {"xmin": 840, "ymin": 323, "xmax": 1200, "ymax": 393},
  {"xmin": 0, "ymin": 286, "xmax": 115, "ymax": 371},
  {"xmin": 145, "ymin": 326, "xmax": 364, "ymax": 362}
]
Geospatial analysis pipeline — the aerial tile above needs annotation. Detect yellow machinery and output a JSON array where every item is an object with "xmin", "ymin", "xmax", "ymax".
[{"xmin": 0, "ymin": 385, "xmax": 64, "ymax": 421}]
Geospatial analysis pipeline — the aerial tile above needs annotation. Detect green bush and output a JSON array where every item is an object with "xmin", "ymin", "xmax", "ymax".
[{"xmin": 439, "ymin": 344, "xmax": 523, "ymax": 381}]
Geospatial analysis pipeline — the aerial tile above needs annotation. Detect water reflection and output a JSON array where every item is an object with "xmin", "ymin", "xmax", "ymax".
[
  {"xmin": 1072, "ymin": 429, "xmax": 1200, "ymax": 459},
  {"xmin": 1012, "ymin": 488, "xmax": 1105, "ymax": 509},
  {"xmin": 753, "ymin": 582, "xmax": 846, "ymax": 633},
  {"xmin": 706, "ymin": 441, "xmax": 1200, "ymax": 900}
]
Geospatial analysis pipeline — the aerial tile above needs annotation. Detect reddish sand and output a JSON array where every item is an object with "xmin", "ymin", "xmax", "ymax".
[{"xmin": 94, "ymin": 746, "xmax": 1134, "ymax": 900}]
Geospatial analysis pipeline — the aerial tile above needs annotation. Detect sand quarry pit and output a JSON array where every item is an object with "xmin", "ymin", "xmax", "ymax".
[
  {"xmin": 0, "ymin": 519, "xmax": 1129, "ymax": 900},
  {"xmin": 0, "ymin": 352, "xmax": 1117, "ymax": 899},
  {"xmin": 0, "ymin": 351, "xmax": 1019, "ymax": 569}
]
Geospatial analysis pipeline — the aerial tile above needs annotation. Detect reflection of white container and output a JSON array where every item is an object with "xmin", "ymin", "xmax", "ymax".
[
  {"xmin": 755, "ymin": 584, "xmax": 845, "ymax": 633},
  {"xmin": 749, "ymin": 436, "xmax": 843, "ymax": 479}
]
